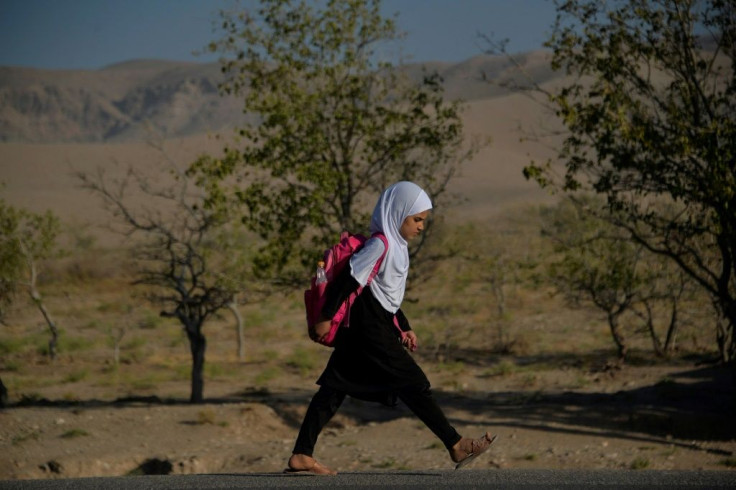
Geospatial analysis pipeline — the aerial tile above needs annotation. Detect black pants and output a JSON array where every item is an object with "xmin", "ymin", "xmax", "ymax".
[{"xmin": 293, "ymin": 384, "xmax": 462, "ymax": 456}]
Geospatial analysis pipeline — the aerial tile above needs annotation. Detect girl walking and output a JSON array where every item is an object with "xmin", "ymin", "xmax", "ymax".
[{"xmin": 286, "ymin": 181, "xmax": 496, "ymax": 475}]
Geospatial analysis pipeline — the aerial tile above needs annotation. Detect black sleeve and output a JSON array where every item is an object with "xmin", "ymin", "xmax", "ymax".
[
  {"xmin": 396, "ymin": 308, "xmax": 412, "ymax": 332},
  {"xmin": 321, "ymin": 264, "xmax": 361, "ymax": 319}
]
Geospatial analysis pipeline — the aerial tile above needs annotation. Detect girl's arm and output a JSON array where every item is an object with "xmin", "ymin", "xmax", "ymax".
[
  {"xmin": 396, "ymin": 308, "xmax": 418, "ymax": 351},
  {"xmin": 311, "ymin": 265, "xmax": 361, "ymax": 342},
  {"xmin": 396, "ymin": 309, "xmax": 412, "ymax": 332},
  {"xmin": 321, "ymin": 265, "xmax": 361, "ymax": 319}
]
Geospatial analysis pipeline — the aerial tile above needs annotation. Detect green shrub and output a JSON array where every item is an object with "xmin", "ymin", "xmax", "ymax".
[
  {"xmin": 630, "ymin": 457, "xmax": 650, "ymax": 470},
  {"xmin": 60, "ymin": 429, "xmax": 89, "ymax": 439}
]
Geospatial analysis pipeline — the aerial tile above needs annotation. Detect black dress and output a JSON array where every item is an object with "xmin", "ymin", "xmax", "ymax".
[
  {"xmin": 317, "ymin": 265, "xmax": 428, "ymax": 405},
  {"xmin": 292, "ymin": 261, "xmax": 461, "ymax": 456}
]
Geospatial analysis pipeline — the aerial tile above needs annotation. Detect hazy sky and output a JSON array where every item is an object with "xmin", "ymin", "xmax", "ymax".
[{"xmin": 0, "ymin": 0, "xmax": 557, "ymax": 70}]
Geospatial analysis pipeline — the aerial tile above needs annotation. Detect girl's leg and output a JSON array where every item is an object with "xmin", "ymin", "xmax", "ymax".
[
  {"xmin": 398, "ymin": 383, "xmax": 496, "ymax": 467},
  {"xmin": 292, "ymin": 385, "xmax": 346, "ymax": 456},
  {"xmin": 397, "ymin": 383, "xmax": 461, "ymax": 450}
]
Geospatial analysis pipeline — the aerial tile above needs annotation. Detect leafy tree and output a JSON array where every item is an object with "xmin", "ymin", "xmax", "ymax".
[
  {"xmin": 543, "ymin": 197, "xmax": 644, "ymax": 358},
  {"xmin": 542, "ymin": 197, "xmax": 698, "ymax": 359},
  {"xmin": 520, "ymin": 0, "xmax": 736, "ymax": 362},
  {"xmin": 0, "ymin": 194, "xmax": 61, "ymax": 407},
  {"xmin": 191, "ymin": 0, "xmax": 476, "ymax": 282},
  {"xmin": 78, "ymin": 153, "xmax": 251, "ymax": 403},
  {"xmin": 0, "ymin": 195, "xmax": 61, "ymax": 357}
]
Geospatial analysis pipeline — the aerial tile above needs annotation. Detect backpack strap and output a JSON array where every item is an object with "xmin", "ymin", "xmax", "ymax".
[{"xmin": 365, "ymin": 232, "xmax": 388, "ymax": 285}]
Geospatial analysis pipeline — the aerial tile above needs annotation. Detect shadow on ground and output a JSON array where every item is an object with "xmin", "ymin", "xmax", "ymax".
[{"xmin": 8, "ymin": 359, "xmax": 735, "ymax": 458}]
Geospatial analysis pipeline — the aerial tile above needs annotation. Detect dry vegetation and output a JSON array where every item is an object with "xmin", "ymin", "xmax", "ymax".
[
  {"xmin": 1, "ymin": 204, "xmax": 734, "ymax": 479},
  {"xmin": 0, "ymin": 78, "xmax": 734, "ymax": 477}
]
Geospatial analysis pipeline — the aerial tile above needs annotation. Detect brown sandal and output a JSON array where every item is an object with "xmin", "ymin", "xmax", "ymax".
[{"xmin": 453, "ymin": 432, "xmax": 497, "ymax": 469}]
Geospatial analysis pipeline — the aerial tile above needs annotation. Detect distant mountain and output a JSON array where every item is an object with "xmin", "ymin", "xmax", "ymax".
[{"xmin": 0, "ymin": 52, "xmax": 556, "ymax": 143}]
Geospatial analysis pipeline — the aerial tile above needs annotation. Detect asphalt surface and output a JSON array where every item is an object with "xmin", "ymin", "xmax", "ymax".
[{"xmin": 1, "ymin": 470, "xmax": 734, "ymax": 489}]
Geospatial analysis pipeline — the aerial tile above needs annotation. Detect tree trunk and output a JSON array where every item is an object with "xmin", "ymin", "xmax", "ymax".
[
  {"xmin": 662, "ymin": 300, "xmax": 679, "ymax": 356},
  {"xmin": 608, "ymin": 313, "xmax": 628, "ymax": 360},
  {"xmin": 187, "ymin": 327, "xmax": 207, "ymax": 403},
  {"xmin": 0, "ymin": 376, "xmax": 8, "ymax": 408},
  {"xmin": 715, "ymin": 309, "xmax": 734, "ymax": 364},
  {"xmin": 30, "ymin": 289, "xmax": 59, "ymax": 360},
  {"xmin": 26, "ymin": 257, "xmax": 59, "ymax": 360},
  {"xmin": 227, "ymin": 299, "xmax": 245, "ymax": 361},
  {"xmin": 642, "ymin": 302, "xmax": 664, "ymax": 357}
]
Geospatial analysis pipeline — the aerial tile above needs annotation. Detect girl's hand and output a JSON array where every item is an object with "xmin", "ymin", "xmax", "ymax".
[
  {"xmin": 310, "ymin": 319, "xmax": 332, "ymax": 344},
  {"xmin": 403, "ymin": 330, "xmax": 418, "ymax": 352}
]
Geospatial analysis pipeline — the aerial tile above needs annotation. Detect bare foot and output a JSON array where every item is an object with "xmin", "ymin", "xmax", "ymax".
[
  {"xmin": 285, "ymin": 453, "xmax": 337, "ymax": 476},
  {"xmin": 449, "ymin": 432, "xmax": 497, "ymax": 469}
]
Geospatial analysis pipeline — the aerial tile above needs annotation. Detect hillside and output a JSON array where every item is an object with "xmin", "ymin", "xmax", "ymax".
[
  {"xmin": 0, "ymin": 52, "xmax": 557, "ymax": 144},
  {"xmin": 0, "ymin": 51, "xmax": 562, "ymax": 239}
]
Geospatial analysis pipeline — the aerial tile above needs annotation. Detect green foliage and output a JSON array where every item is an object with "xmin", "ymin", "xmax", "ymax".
[
  {"xmin": 542, "ymin": 196, "xmax": 644, "ymax": 310},
  {"xmin": 60, "ymin": 429, "xmax": 89, "ymax": 439},
  {"xmin": 541, "ymin": 196, "xmax": 700, "ymax": 358},
  {"xmin": 629, "ymin": 457, "xmax": 650, "ymax": 470},
  {"xmin": 192, "ymin": 0, "xmax": 476, "ymax": 281},
  {"xmin": 12, "ymin": 429, "xmax": 40, "ymax": 445},
  {"xmin": 62, "ymin": 369, "xmax": 90, "ymax": 384},
  {"xmin": 528, "ymin": 0, "xmax": 736, "ymax": 361},
  {"xmin": 0, "ymin": 192, "xmax": 60, "ymax": 319}
]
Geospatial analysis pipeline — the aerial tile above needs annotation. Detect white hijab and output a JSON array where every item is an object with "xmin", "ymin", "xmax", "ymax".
[{"xmin": 350, "ymin": 181, "xmax": 433, "ymax": 313}]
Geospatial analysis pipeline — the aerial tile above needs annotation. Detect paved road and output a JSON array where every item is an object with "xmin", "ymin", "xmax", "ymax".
[{"xmin": 1, "ymin": 469, "xmax": 734, "ymax": 489}]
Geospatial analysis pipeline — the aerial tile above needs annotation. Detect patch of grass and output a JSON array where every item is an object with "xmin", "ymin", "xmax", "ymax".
[
  {"xmin": 81, "ymin": 319, "xmax": 102, "ymax": 330},
  {"xmin": 567, "ymin": 374, "xmax": 591, "ymax": 389},
  {"xmin": 484, "ymin": 360, "xmax": 518, "ymax": 377},
  {"xmin": 522, "ymin": 453, "xmax": 538, "ymax": 461},
  {"xmin": 12, "ymin": 430, "xmax": 40, "ymax": 445},
  {"xmin": 660, "ymin": 446, "xmax": 678, "ymax": 457},
  {"xmin": 3, "ymin": 360, "xmax": 21, "ymax": 372},
  {"xmin": 63, "ymin": 369, "xmax": 90, "ymax": 383},
  {"xmin": 60, "ymin": 428, "xmax": 90, "ymax": 439},
  {"xmin": 122, "ymin": 336, "xmax": 147, "ymax": 350},
  {"xmin": 719, "ymin": 458, "xmax": 736, "ymax": 468},
  {"xmin": 124, "ymin": 372, "xmax": 165, "ymax": 391},
  {"xmin": 18, "ymin": 392, "xmax": 45, "ymax": 404},
  {"xmin": 170, "ymin": 364, "xmax": 190, "ymax": 381},
  {"xmin": 205, "ymin": 362, "xmax": 225, "ymax": 378},
  {"xmin": 520, "ymin": 373, "xmax": 538, "ymax": 388},
  {"xmin": 424, "ymin": 441, "xmax": 442, "ymax": 450},
  {"xmin": 630, "ymin": 457, "xmax": 650, "ymax": 470},
  {"xmin": 0, "ymin": 337, "xmax": 26, "ymax": 356},
  {"xmin": 59, "ymin": 335, "xmax": 96, "ymax": 353},
  {"xmin": 138, "ymin": 310, "xmax": 165, "ymax": 330},
  {"xmin": 436, "ymin": 360, "xmax": 465, "ymax": 375},
  {"xmin": 372, "ymin": 457, "xmax": 397, "ymax": 469},
  {"xmin": 285, "ymin": 347, "xmax": 317, "ymax": 375},
  {"xmin": 196, "ymin": 409, "xmax": 216, "ymax": 425},
  {"xmin": 261, "ymin": 349, "xmax": 279, "ymax": 362},
  {"xmin": 253, "ymin": 367, "xmax": 281, "ymax": 386},
  {"xmin": 101, "ymin": 363, "xmax": 119, "ymax": 375},
  {"xmin": 96, "ymin": 301, "xmax": 117, "ymax": 313}
]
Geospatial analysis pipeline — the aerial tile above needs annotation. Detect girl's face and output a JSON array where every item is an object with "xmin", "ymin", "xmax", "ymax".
[{"xmin": 400, "ymin": 210, "xmax": 430, "ymax": 241}]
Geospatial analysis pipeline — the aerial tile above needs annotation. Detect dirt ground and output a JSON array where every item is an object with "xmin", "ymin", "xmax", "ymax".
[{"xmin": 2, "ymin": 357, "xmax": 735, "ymax": 480}]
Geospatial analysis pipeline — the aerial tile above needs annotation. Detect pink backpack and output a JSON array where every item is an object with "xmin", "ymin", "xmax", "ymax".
[{"xmin": 304, "ymin": 231, "xmax": 394, "ymax": 347}]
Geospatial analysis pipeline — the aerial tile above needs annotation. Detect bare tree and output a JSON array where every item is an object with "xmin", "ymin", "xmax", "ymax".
[{"xmin": 77, "ymin": 154, "xmax": 249, "ymax": 403}]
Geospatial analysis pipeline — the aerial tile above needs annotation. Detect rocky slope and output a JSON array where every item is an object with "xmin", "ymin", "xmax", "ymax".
[{"xmin": 0, "ymin": 52, "xmax": 555, "ymax": 143}]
